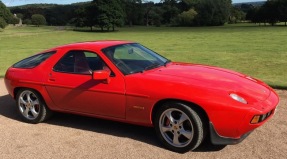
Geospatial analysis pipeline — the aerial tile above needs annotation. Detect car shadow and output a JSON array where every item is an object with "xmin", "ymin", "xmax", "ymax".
[
  {"xmin": 0, "ymin": 94, "xmax": 226, "ymax": 152},
  {"xmin": 194, "ymin": 136, "xmax": 227, "ymax": 152},
  {"xmin": 0, "ymin": 95, "xmax": 21, "ymax": 121}
]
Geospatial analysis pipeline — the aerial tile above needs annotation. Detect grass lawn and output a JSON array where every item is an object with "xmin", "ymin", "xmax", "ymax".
[{"xmin": 0, "ymin": 24, "xmax": 286, "ymax": 88}]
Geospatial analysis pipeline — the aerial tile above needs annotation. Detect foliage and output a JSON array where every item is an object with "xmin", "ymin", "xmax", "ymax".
[
  {"xmin": 97, "ymin": 13, "xmax": 110, "ymax": 31},
  {"xmin": 161, "ymin": 0, "xmax": 180, "ymax": 24},
  {"xmin": 149, "ymin": 6, "xmax": 163, "ymax": 27},
  {"xmin": 9, "ymin": 16, "xmax": 20, "ymax": 25},
  {"xmin": 31, "ymin": 14, "xmax": 46, "ymax": 27},
  {"xmin": 23, "ymin": 19, "xmax": 32, "ymax": 25},
  {"xmin": 10, "ymin": 4, "xmax": 78, "ymax": 26},
  {"xmin": 194, "ymin": 0, "xmax": 232, "ymax": 26},
  {"xmin": 8, "ymin": 0, "xmax": 287, "ymax": 27},
  {"xmin": 0, "ymin": 0, "xmax": 13, "ymax": 27},
  {"xmin": 174, "ymin": 8, "xmax": 197, "ymax": 26},
  {"xmin": 72, "ymin": 6, "xmax": 86, "ymax": 27},
  {"xmin": 97, "ymin": 0, "xmax": 125, "ymax": 31},
  {"xmin": 245, "ymin": 0, "xmax": 287, "ymax": 26},
  {"xmin": 9, "ymin": 0, "xmax": 235, "ymax": 27},
  {"xmin": 0, "ymin": 16, "xmax": 7, "ymax": 28},
  {"xmin": 229, "ymin": 7, "xmax": 246, "ymax": 24},
  {"xmin": 109, "ymin": 0, "xmax": 125, "ymax": 30},
  {"xmin": 16, "ymin": 13, "xmax": 24, "ymax": 19},
  {"xmin": 278, "ymin": 0, "xmax": 287, "ymax": 26},
  {"xmin": 123, "ymin": 0, "xmax": 144, "ymax": 26}
]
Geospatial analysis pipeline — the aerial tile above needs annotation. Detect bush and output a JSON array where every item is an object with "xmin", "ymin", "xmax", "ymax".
[
  {"xmin": 177, "ymin": 9, "xmax": 198, "ymax": 26},
  {"xmin": 31, "ymin": 14, "xmax": 46, "ymax": 27},
  {"xmin": 23, "ymin": 19, "xmax": 32, "ymax": 25},
  {"xmin": 0, "ymin": 17, "xmax": 7, "ymax": 29},
  {"xmin": 9, "ymin": 16, "xmax": 20, "ymax": 25}
]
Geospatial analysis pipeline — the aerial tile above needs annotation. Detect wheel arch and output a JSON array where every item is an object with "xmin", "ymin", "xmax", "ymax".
[
  {"xmin": 151, "ymin": 99, "xmax": 210, "ymax": 128},
  {"xmin": 14, "ymin": 87, "xmax": 53, "ymax": 123},
  {"xmin": 14, "ymin": 87, "xmax": 45, "ymax": 103},
  {"xmin": 14, "ymin": 87, "xmax": 24, "ymax": 99}
]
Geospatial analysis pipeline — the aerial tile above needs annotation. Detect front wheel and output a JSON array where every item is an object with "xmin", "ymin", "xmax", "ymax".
[
  {"xmin": 16, "ymin": 89, "xmax": 52, "ymax": 124},
  {"xmin": 154, "ymin": 102, "xmax": 205, "ymax": 153}
]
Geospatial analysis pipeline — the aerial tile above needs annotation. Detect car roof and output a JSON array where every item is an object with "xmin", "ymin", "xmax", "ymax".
[{"xmin": 45, "ymin": 40, "xmax": 134, "ymax": 52}]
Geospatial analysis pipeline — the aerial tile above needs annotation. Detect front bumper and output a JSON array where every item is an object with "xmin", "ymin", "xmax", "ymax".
[
  {"xmin": 210, "ymin": 88, "xmax": 279, "ymax": 139},
  {"xmin": 209, "ymin": 122, "xmax": 253, "ymax": 145}
]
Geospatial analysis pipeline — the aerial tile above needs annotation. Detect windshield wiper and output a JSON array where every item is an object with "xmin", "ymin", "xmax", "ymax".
[{"xmin": 145, "ymin": 62, "xmax": 161, "ymax": 71}]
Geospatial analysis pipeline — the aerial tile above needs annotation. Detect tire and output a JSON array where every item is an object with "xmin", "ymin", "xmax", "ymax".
[
  {"xmin": 154, "ymin": 102, "xmax": 205, "ymax": 153},
  {"xmin": 16, "ymin": 89, "xmax": 52, "ymax": 124}
]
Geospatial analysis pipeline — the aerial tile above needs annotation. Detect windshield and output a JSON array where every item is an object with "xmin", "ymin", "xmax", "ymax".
[{"xmin": 102, "ymin": 43, "xmax": 170, "ymax": 75}]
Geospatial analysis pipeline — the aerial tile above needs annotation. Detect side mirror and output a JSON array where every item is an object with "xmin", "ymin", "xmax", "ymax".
[{"xmin": 92, "ymin": 70, "xmax": 110, "ymax": 83}]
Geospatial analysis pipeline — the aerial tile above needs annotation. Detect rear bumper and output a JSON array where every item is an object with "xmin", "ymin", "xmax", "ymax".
[{"xmin": 209, "ymin": 122, "xmax": 252, "ymax": 145}]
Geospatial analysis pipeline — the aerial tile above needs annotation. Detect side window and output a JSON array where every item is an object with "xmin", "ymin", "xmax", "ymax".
[
  {"xmin": 13, "ymin": 51, "xmax": 56, "ymax": 68},
  {"xmin": 53, "ymin": 50, "xmax": 112, "ymax": 75}
]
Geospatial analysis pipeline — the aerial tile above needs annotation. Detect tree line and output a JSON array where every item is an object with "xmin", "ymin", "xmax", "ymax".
[
  {"xmin": 2, "ymin": 0, "xmax": 287, "ymax": 30},
  {"xmin": 6, "ymin": 0, "xmax": 233, "ymax": 30},
  {"xmin": 246, "ymin": 0, "xmax": 287, "ymax": 26},
  {"xmin": 236, "ymin": 0, "xmax": 287, "ymax": 26}
]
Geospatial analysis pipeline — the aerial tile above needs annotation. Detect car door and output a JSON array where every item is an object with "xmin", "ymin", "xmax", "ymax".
[{"xmin": 44, "ymin": 50, "xmax": 126, "ymax": 118}]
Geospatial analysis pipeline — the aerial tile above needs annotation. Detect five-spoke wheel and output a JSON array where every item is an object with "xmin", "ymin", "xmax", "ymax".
[
  {"xmin": 18, "ymin": 90, "xmax": 40, "ymax": 120},
  {"xmin": 16, "ymin": 89, "xmax": 52, "ymax": 123},
  {"xmin": 159, "ymin": 108, "xmax": 194, "ymax": 148},
  {"xmin": 155, "ymin": 102, "xmax": 205, "ymax": 153}
]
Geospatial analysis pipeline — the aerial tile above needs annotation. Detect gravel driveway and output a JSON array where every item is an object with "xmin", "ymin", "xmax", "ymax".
[{"xmin": 0, "ymin": 79, "xmax": 286, "ymax": 159}]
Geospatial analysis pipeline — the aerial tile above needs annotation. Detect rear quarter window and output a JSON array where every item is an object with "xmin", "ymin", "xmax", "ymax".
[{"xmin": 13, "ymin": 51, "xmax": 56, "ymax": 68}]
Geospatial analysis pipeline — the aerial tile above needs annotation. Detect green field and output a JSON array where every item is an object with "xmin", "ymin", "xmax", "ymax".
[{"xmin": 0, "ymin": 24, "xmax": 286, "ymax": 88}]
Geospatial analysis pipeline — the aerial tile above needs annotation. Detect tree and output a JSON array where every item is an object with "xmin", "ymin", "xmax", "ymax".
[
  {"xmin": 16, "ymin": 13, "xmax": 24, "ymax": 20},
  {"xmin": 97, "ymin": 13, "xmax": 110, "ymax": 31},
  {"xmin": 9, "ymin": 16, "xmax": 20, "ymax": 25},
  {"xmin": 148, "ymin": 6, "xmax": 163, "ymax": 26},
  {"xmin": 143, "ymin": 1, "xmax": 154, "ymax": 26},
  {"xmin": 246, "ymin": 6, "xmax": 257, "ymax": 22},
  {"xmin": 179, "ymin": 0, "xmax": 199, "ymax": 11},
  {"xmin": 107, "ymin": 0, "xmax": 125, "ymax": 31},
  {"xmin": 229, "ymin": 7, "xmax": 246, "ymax": 24},
  {"xmin": 123, "ymin": 0, "xmax": 144, "ymax": 26},
  {"xmin": 278, "ymin": 0, "xmax": 287, "ymax": 26},
  {"xmin": 255, "ymin": 7, "xmax": 267, "ymax": 25},
  {"xmin": 176, "ymin": 8, "xmax": 197, "ymax": 26},
  {"xmin": 0, "ymin": 17, "xmax": 7, "ymax": 29},
  {"xmin": 0, "ymin": 1, "xmax": 13, "ymax": 25},
  {"xmin": 72, "ymin": 6, "xmax": 87, "ymax": 27},
  {"xmin": 161, "ymin": 0, "xmax": 180, "ymax": 24},
  {"xmin": 194, "ymin": 0, "xmax": 232, "ymax": 26},
  {"xmin": 245, "ymin": 0, "xmax": 287, "ymax": 26},
  {"xmin": 93, "ymin": 0, "xmax": 124, "ymax": 31},
  {"xmin": 85, "ymin": 3, "xmax": 98, "ymax": 31},
  {"xmin": 262, "ymin": 0, "xmax": 279, "ymax": 26},
  {"xmin": 23, "ymin": 19, "xmax": 32, "ymax": 25},
  {"xmin": 31, "ymin": 14, "xmax": 46, "ymax": 27}
]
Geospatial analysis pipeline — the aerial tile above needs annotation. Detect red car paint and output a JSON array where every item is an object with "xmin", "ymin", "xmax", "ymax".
[{"xmin": 4, "ymin": 41, "xmax": 279, "ymax": 141}]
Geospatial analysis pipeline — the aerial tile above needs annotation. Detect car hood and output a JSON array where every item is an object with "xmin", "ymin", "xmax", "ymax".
[{"xmin": 152, "ymin": 62, "xmax": 271, "ymax": 101}]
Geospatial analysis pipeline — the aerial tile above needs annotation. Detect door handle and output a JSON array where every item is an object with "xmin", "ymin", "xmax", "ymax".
[{"xmin": 49, "ymin": 78, "xmax": 56, "ymax": 81}]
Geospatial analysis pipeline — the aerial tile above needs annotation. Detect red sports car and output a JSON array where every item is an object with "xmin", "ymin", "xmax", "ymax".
[{"xmin": 4, "ymin": 41, "xmax": 279, "ymax": 152}]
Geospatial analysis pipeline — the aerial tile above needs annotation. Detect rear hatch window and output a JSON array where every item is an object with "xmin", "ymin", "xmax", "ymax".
[{"xmin": 13, "ymin": 51, "xmax": 56, "ymax": 68}]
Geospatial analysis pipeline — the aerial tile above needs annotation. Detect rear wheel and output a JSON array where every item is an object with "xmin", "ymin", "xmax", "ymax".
[
  {"xmin": 16, "ymin": 89, "xmax": 52, "ymax": 123},
  {"xmin": 154, "ymin": 102, "xmax": 205, "ymax": 153}
]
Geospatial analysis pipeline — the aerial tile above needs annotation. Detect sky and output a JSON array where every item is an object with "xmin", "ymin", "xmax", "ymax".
[{"xmin": 2, "ymin": 0, "xmax": 265, "ymax": 7}]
